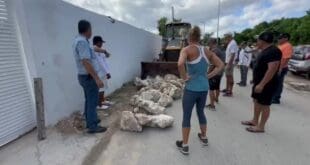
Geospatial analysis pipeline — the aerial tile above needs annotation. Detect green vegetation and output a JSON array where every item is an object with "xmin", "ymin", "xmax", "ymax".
[
  {"xmin": 235, "ymin": 10, "xmax": 310, "ymax": 45},
  {"xmin": 157, "ymin": 17, "xmax": 168, "ymax": 37}
]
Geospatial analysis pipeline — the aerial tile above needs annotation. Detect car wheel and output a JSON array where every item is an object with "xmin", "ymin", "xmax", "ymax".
[{"xmin": 306, "ymin": 73, "xmax": 310, "ymax": 80}]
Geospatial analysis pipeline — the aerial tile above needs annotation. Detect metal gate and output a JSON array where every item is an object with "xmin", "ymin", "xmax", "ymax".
[{"xmin": 0, "ymin": 0, "xmax": 35, "ymax": 146}]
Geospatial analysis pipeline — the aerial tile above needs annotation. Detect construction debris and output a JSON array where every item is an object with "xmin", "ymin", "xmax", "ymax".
[
  {"xmin": 120, "ymin": 111, "xmax": 143, "ymax": 132},
  {"xmin": 121, "ymin": 74, "xmax": 184, "ymax": 132}
]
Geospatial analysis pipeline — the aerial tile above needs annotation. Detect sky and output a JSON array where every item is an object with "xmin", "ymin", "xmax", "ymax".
[{"xmin": 63, "ymin": 0, "xmax": 309, "ymax": 36}]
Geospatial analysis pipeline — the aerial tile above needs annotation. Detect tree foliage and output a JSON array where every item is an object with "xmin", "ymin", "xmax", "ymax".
[
  {"xmin": 157, "ymin": 17, "xmax": 168, "ymax": 37},
  {"xmin": 235, "ymin": 11, "xmax": 310, "ymax": 45},
  {"xmin": 202, "ymin": 32, "xmax": 214, "ymax": 44}
]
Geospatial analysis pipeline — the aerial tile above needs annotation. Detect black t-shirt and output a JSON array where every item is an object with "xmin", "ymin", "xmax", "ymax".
[{"xmin": 253, "ymin": 46, "xmax": 282, "ymax": 86}]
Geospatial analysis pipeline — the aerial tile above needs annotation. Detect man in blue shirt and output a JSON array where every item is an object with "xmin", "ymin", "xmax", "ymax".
[{"xmin": 73, "ymin": 20, "xmax": 106, "ymax": 133}]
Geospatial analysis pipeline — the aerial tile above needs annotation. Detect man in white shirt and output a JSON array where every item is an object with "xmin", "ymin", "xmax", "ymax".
[
  {"xmin": 237, "ymin": 42, "xmax": 252, "ymax": 86},
  {"xmin": 92, "ymin": 36, "xmax": 112, "ymax": 112},
  {"xmin": 223, "ymin": 33, "xmax": 239, "ymax": 96}
]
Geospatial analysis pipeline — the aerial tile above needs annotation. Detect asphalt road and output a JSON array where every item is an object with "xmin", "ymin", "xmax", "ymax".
[{"xmin": 94, "ymin": 71, "xmax": 310, "ymax": 165}]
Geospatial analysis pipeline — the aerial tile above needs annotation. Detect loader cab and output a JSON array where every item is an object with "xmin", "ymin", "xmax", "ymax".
[{"xmin": 162, "ymin": 22, "xmax": 191, "ymax": 61}]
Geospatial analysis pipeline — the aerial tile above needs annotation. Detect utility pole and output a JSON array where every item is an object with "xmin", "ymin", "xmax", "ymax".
[
  {"xmin": 216, "ymin": 0, "xmax": 221, "ymax": 45},
  {"xmin": 171, "ymin": 6, "xmax": 175, "ymax": 22}
]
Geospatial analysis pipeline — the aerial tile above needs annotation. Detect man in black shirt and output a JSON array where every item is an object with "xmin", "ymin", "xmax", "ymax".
[
  {"xmin": 206, "ymin": 38, "xmax": 225, "ymax": 111},
  {"xmin": 241, "ymin": 32, "xmax": 282, "ymax": 133}
]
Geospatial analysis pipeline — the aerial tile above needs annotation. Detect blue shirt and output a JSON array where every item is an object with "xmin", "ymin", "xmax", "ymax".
[{"xmin": 73, "ymin": 35, "xmax": 100, "ymax": 75}]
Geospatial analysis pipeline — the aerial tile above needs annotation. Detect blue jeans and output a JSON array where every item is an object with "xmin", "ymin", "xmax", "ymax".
[
  {"xmin": 273, "ymin": 67, "xmax": 288, "ymax": 102},
  {"xmin": 78, "ymin": 75, "xmax": 99, "ymax": 130},
  {"xmin": 182, "ymin": 89, "xmax": 208, "ymax": 128}
]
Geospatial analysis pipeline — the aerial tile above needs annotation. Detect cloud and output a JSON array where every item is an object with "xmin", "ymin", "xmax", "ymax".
[{"xmin": 63, "ymin": 0, "xmax": 309, "ymax": 36}]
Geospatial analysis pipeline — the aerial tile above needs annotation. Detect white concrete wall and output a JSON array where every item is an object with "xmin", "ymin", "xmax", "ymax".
[{"xmin": 13, "ymin": 0, "xmax": 161, "ymax": 125}]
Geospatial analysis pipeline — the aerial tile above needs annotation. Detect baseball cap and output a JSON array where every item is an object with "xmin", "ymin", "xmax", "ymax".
[
  {"xmin": 258, "ymin": 31, "xmax": 274, "ymax": 43},
  {"xmin": 278, "ymin": 33, "xmax": 290, "ymax": 40},
  {"xmin": 93, "ymin": 36, "xmax": 106, "ymax": 44}
]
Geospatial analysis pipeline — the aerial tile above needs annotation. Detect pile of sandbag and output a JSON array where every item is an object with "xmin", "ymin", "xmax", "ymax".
[{"xmin": 120, "ymin": 74, "xmax": 184, "ymax": 132}]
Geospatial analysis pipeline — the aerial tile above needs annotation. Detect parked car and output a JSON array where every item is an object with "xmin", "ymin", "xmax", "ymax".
[{"xmin": 288, "ymin": 45, "xmax": 310, "ymax": 79}]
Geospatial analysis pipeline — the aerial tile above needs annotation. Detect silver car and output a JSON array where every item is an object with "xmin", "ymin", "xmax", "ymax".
[{"xmin": 288, "ymin": 46, "xmax": 310, "ymax": 79}]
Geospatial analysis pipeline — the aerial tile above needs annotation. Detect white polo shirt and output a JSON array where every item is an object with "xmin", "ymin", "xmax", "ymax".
[
  {"xmin": 238, "ymin": 46, "xmax": 252, "ymax": 66},
  {"xmin": 225, "ymin": 39, "xmax": 239, "ymax": 63}
]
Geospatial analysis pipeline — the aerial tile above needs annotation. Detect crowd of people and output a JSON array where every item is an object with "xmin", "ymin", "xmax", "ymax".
[
  {"xmin": 176, "ymin": 26, "xmax": 293, "ymax": 155},
  {"xmin": 71, "ymin": 19, "xmax": 293, "ymax": 154}
]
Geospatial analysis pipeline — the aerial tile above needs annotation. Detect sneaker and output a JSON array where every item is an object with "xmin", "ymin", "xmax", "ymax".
[
  {"xmin": 206, "ymin": 104, "xmax": 216, "ymax": 111},
  {"xmin": 272, "ymin": 100, "xmax": 280, "ymax": 104},
  {"xmin": 221, "ymin": 89, "xmax": 228, "ymax": 93},
  {"xmin": 223, "ymin": 92, "xmax": 233, "ymax": 97},
  {"xmin": 198, "ymin": 133, "xmax": 208, "ymax": 146},
  {"xmin": 102, "ymin": 101, "xmax": 115, "ymax": 106},
  {"xmin": 102, "ymin": 112, "xmax": 110, "ymax": 117},
  {"xmin": 88, "ymin": 126, "xmax": 107, "ymax": 134},
  {"xmin": 176, "ymin": 140, "xmax": 189, "ymax": 155},
  {"xmin": 97, "ymin": 105, "xmax": 109, "ymax": 110}
]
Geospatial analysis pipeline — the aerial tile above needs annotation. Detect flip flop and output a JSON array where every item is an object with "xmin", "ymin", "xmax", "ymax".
[
  {"xmin": 241, "ymin": 121, "xmax": 256, "ymax": 126},
  {"xmin": 246, "ymin": 127, "xmax": 265, "ymax": 133}
]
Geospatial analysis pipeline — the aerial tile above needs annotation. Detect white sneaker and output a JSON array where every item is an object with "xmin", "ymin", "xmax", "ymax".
[
  {"xmin": 97, "ymin": 105, "xmax": 109, "ymax": 110},
  {"xmin": 102, "ymin": 101, "xmax": 115, "ymax": 106}
]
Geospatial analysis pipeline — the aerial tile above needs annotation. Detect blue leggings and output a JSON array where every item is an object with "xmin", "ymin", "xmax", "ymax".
[{"xmin": 182, "ymin": 89, "xmax": 208, "ymax": 128}]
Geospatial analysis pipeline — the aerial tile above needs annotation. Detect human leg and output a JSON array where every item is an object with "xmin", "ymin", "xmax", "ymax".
[
  {"xmin": 273, "ymin": 68, "xmax": 288, "ymax": 103},
  {"xmin": 196, "ymin": 91, "xmax": 208, "ymax": 137},
  {"xmin": 181, "ymin": 90, "xmax": 196, "ymax": 145},
  {"xmin": 85, "ymin": 78, "xmax": 100, "ymax": 130},
  {"xmin": 244, "ymin": 66, "xmax": 249, "ymax": 85},
  {"xmin": 98, "ymin": 91, "xmax": 104, "ymax": 107},
  {"xmin": 241, "ymin": 100, "xmax": 260, "ymax": 126},
  {"xmin": 257, "ymin": 104, "xmax": 270, "ymax": 131}
]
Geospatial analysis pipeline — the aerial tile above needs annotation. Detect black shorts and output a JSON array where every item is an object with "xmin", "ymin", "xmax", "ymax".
[
  {"xmin": 251, "ymin": 83, "xmax": 276, "ymax": 106},
  {"xmin": 209, "ymin": 75, "xmax": 222, "ymax": 91}
]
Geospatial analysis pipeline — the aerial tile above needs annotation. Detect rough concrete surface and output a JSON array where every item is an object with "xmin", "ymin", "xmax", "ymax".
[{"xmin": 94, "ymin": 71, "xmax": 310, "ymax": 165}]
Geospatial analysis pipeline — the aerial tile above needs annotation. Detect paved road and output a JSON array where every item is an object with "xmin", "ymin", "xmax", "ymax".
[{"xmin": 94, "ymin": 72, "xmax": 310, "ymax": 165}]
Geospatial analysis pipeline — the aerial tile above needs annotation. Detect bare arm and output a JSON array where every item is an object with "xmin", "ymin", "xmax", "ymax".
[
  {"xmin": 255, "ymin": 61, "xmax": 280, "ymax": 93},
  {"xmin": 279, "ymin": 58, "xmax": 289, "ymax": 70},
  {"xmin": 177, "ymin": 48, "xmax": 189, "ymax": 81},
  {"xmin": 205, "ymin": 49, "xmax": 224, "ymax": 78},
  {"xmin": 94, "ymin": 46, "xmax": 111, "ymax": 57}
]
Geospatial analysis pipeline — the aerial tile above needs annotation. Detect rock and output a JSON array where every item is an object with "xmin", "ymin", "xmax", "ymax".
[
  {"xmin": 140, "ymin": 89, "xmax": 162, "ymax": 102},
  {"xmin": 164, "ymin": 74, "xmax": 179, "ymax": 81},
  {"xmin": 135, "ymin": 113, "xmax": 152, "ymax": 125},
  {"xmin": 158, "ymin": 94, "xmax": 173, "ymax": 107},
  {"xmin": 160, "ymin": 82, "xmax": 182, "ymax": 100},
  {"xmin": 166, "ymin": 80, "xmax": 183, "ymax": 89},
  {"xmin": 169, "ymin": 86, "xmax": 182, "ymax": 100},
  {"xmin": 130, "ymin": 95, "xmax": 140, "ymax": 106},
  {"xmin": 136, "ymin": 98, "xmax": 166, "ymax": 115},
  {"xmin": 135, "ymin": 113, "xmax": 174, "ymax": 128},
  {"xmin": 134, "ymin": 77, "xmax": 149, "ymax": 87},
  {"xmin": 120, "ymin": 111, "xmax": 142, "ymax": 132},
  {"xmin": 133, "ymin": 107, "xmax": 140, "ymax": 113},
  {"xmin": 147, "ymin": 114, "xmax": 174, "ymax": 128}
]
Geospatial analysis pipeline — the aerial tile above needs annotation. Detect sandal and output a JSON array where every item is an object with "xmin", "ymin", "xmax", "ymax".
[
  {"xmin": 241, "ymin": 121, "xmax": 256, "ymax": 126},
  {"xmin": 246, "ymin": 127, "xmax": 265, "ymax": 133}
]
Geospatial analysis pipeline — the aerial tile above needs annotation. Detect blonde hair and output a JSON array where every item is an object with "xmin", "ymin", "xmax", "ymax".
[{"xmin": 189, "ymin": 26, "xmax": 201, "ymax": 42}]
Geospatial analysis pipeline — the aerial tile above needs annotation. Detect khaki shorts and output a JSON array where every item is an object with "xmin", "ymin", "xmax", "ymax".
[{"xmin": 225, "ymin": 65, "xmax": 234, "ymax": 76}]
